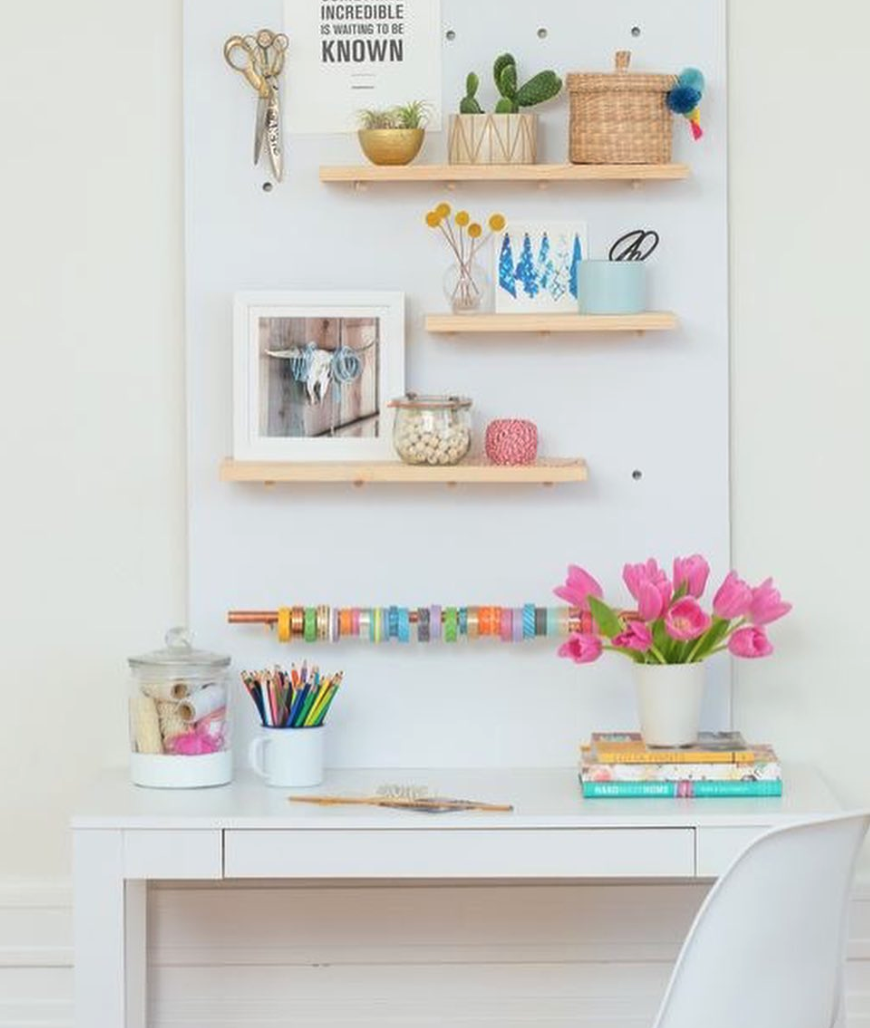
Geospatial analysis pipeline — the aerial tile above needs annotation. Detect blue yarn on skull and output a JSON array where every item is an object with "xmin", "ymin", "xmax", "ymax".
[
  {"xmin": 331, "ymin": 344, "xmax": 362, "ymax": 385},
  {"xmin": 290, "ymin": 342, "xmax": 315, "ymax": 383}
]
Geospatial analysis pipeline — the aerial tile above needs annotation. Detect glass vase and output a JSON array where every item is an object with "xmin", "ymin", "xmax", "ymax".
[{"xmin": 443, "ymin": 260, "xmax": 491, "ymax": 315}]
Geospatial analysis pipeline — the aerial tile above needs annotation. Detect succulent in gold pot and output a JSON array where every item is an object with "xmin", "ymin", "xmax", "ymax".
[{"xmin": 357, "ymin": 101, "xmax": 431, "ymax": 166}]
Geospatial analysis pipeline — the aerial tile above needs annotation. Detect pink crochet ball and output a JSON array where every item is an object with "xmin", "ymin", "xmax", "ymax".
[{"xmin": 485, "ymin": 419, "xmax": 538, "ymax": 465}]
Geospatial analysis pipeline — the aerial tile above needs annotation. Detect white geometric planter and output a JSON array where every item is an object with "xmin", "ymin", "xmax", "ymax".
[
  {"xmin": 448, "ymin": 113, "xmax": 538, "ymax": 165},
  {"xmin": 633, "ymin": 663, "xmax": 705, "ymax": 748}
]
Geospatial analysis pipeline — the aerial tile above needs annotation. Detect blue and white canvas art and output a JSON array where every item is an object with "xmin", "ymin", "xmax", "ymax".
[{"xmin": 494, "ymin": 222, "xmax": 589, "ymax": 314}]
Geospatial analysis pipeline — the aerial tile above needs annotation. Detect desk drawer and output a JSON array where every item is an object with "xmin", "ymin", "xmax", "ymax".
[
  {"xmin": 224, "ymin": 828, "xmax": 695, "ymax": 879},
  {"xmin": 696, "ymin": 826, "xmax": 770, "ymax": 877}
]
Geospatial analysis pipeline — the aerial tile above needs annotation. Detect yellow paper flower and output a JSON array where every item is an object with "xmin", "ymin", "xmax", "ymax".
[
  {"xmin": 455, "ymin": 211, "xmax": 470, "ymax": 227},
  {"xmin": 489, "ymin": 213, "xmax": 506, "ymax": 232},
  {"xmin": 425, "ymin": 211, "xmax": 442, "ymax": 228},
  {"xmin": 468, "ymin": 223, "xmax": 483, "ymax": 239},
  {"xmin": 436, "ymin": 202, "xmax": 452, "ymax": 218}
]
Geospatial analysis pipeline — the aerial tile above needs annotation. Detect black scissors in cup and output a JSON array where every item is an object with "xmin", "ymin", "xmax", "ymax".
[{"xmin": 609, "ymin": 229, "xmax": 660, "ymax": 262}]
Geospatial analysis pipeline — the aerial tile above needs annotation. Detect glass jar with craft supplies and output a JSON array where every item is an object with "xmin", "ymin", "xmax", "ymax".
[
  {"xmin": 128, "ymin": 627, "xmax": 232, "ymax": 789},
  {"xmin": 390, "ymin": 394, "xmax": 473, "ymax": 466}
]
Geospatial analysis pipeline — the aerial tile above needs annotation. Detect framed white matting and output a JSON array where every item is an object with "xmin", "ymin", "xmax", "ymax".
[{"xmin": 233, "ymin": 291, "xmax": 405, "ymax": 461}]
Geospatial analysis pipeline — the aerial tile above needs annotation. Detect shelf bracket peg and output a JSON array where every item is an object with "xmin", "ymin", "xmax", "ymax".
[
  {"xmin": 353, "ymin": 479, "xmax": 365, "ymax": 488},
  {"xmin": 630, "ymin": 179, "xmax": 642, "ymax": 191},
  {"xmin": 353, "ymin": 181, "xmax": 368, "ymax": 193},
  {"xmin": 446, "ymin": 181, "xmax": 457, "ymax": 191},
  {"xmin": 538, "ymin": 181, "xmax": 549, "ymax": 191}
]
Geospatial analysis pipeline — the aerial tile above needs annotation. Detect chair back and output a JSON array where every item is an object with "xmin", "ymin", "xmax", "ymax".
[{"xmin": 653, "ymin": 812, "xmax": 870, "ymax": 1028}]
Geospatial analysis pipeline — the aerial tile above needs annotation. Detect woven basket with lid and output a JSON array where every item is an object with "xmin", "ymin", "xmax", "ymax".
[{"xmin": 567, "ymin": 51, "xmax": 676, "ymax": 165}]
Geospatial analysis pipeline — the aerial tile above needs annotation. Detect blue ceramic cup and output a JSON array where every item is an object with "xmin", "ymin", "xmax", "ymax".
[{"xmin": 578, "ymin": 260, "xmax": 647, "ymax": 315}]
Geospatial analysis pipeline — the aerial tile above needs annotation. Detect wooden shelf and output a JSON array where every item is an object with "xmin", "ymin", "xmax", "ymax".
[
  {"xmin": 425, "ymin": 312, "xmax": 678, "ymax": 335},
  {"xmin": 221, "ymin": 457, "xmax": 588, "ymax": 485},
  {"xmin": 320, "ymin": 163, "xmax": 690, "ymax": 184}
]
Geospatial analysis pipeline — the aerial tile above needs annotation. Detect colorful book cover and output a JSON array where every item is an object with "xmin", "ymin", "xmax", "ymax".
[
  {"xmin": 587, "ymin": 731, "xmax": 759, "ymax": 765},
  {"xmin": 580, "ymin": 746, "xmax": 781, "ymax": 784},
  {"xmin": 579, "ymin": 778, "xmax": 784, "ymax": 799}
]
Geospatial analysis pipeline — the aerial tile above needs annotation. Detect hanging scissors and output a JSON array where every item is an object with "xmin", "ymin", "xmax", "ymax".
[{"xmin": 224, "ymin": 30, "xmax": 289, "ymax": 182}]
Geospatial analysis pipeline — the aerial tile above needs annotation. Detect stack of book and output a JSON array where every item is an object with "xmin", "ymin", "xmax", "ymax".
[{"xmin": 579, "ymin": 732, "xmax": 782, "ymax": 798}]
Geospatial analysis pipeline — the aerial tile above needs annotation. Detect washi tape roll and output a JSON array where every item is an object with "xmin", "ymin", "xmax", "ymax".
[
  {"xmin": 277, "ymin": 607, "xmax": 292, "ymax": 644},
  {"xmin": 500, "ymin": 608, "xmax": 513, "ymax": 642},
  {"xmin": 512, "ymin": 607, "xmax": 525, "ymax": 643},
  {"xmin": 417, "ymin": 607, "xmax": 430, "ymax": 643},
  {"xmin": 430, "ymin": 605, "xmax": 442, "ymax": 642},
  {"xmin": 523, "ymin": 604, "xmax": 536, "ymax": 640},
  {"xmin": 304, "ymin": 608, "xmax": 317, "ymax": 643},
  {"xmin": 398, "ymin": 608, "xmax": 410, "ymax": 643},
  {"xmin": 444, "ymin": 607, "xmax": 458, "ymax": 643}
]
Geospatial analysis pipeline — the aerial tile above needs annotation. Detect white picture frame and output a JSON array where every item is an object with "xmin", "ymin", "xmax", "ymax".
[
  {"xmin": 233, "ymin": 291, "xmax": 405, "ymax": 461},
  {"xmin": 494, "ymin": 222, "xmax": 589, "ymax": 314}
]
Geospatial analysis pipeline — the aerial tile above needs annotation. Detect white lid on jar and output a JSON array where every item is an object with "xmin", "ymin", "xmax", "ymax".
[{"xmin": 128, "ymin": 627, "xmax": 231, "ymax": 677}]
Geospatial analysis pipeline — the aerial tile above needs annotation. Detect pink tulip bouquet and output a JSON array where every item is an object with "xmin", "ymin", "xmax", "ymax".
[{"xmin": 555, "ymin": 556, "xmax": 791, "ymax": 666}]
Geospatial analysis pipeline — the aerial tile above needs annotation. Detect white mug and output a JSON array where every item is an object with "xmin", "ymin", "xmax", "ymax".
[{"xmin": 248, "ymin": 726, "xmax": 325, "ymax": 788}]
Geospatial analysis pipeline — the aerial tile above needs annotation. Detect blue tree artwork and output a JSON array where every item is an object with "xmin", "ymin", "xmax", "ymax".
[
  {"xmin": 515, "ymin": 233, "xmax": 539, "ymax": 298},
  {"xmin": 494, "ymin": 223, "xmax": 588, "ymax": 312},
  {"xmin": 498, "ymin": 234, "xmax": 516, "ymax": 298}
]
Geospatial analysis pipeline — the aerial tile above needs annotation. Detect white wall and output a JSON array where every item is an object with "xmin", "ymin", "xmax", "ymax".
[
  {"xmin": 729, "ymin": 2, "xmax": 870, "ymax": 802},
  {"xmin": 0, "ymin": 0, "xmax": 186, "ymax": 876},
  {"xmin": 2, "ymin": 0, "xmax": 870, "ymax": 1023}
]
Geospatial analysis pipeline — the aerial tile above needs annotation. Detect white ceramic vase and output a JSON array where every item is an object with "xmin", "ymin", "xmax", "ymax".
[{"xmin": 633, "ymin": 663, "xmax": 705, "ymax": 748}]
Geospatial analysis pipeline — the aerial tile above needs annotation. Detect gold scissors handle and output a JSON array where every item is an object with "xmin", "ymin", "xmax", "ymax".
[{"xmin": 223, "ymin": 36, "xmax": 269, "ymax": 98}]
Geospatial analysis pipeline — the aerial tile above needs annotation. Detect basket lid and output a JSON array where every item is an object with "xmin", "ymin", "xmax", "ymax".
[{"xmin": 568, "ymin": 50, "xmax": 676, "ymax": 94}]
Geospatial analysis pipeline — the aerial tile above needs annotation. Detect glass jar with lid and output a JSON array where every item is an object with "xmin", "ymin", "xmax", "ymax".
[
  {"xmin": 390, "ymin": 394, "xmax": 473, "ymax": 466},
  {"xmin": 128, "ymin": 627, "xmax": 232, "ymax": 788}
]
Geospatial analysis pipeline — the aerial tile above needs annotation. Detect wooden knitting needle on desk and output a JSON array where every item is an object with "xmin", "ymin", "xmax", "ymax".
[{"xmin": 288, "ymin": 795, "xmax": 514, "ymax": 813}]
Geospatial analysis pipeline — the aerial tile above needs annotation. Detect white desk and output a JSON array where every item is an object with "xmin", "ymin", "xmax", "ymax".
[{"xmin": 72, "ymin": 765, "xmax": 840, "ymax": 1028}]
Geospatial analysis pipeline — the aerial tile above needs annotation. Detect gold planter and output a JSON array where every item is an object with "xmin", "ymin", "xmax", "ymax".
[{"xmin": 358, "ymin": 128, "xmax": 425, "ymax": 166}]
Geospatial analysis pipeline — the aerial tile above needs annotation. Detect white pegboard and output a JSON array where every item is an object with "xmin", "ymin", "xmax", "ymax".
[{"xmin": 184, "ymin": 0, "xmax": 730, "ymax": 768}]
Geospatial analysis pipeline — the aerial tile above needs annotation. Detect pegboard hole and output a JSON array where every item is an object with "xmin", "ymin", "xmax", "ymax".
[
  {"xmin": 632, "ymin": 469, "xmax": 643, "ymax": 481},
  {"xmin": 262, "ymin": 181, "xmax": 274, "ymax": 193},
  {"xmin": 445, "ymin": 28, "xmax": 456, "ymax": 41},
  {"xmin": 537, "ymin": 27, "xmax": 549, "ymax": 39},
  {"xmin": 631, "ymin": 25, "xmax": 642, "ymax": 37}
]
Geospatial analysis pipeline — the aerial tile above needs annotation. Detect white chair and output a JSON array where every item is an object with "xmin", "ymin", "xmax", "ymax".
[{"xmin": 654, "ymin": 812, "xmax": 870, "ymax": 1028}]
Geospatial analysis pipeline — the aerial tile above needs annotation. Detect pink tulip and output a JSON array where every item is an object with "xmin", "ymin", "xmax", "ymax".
[
  {"xmin": 613, "ymin": 621, "xmax": 653, "ymax": 653},
  {"xmin": 673, "ymin": 555, "xmax": 710, "ymax": 599},
  {"xmin": 623, "ymin": 559, "xmax": 672, "ymax": 619},
  {"xmin": 638, "ymin": 581, "xmax": 667, "ymax": 621},
  {"xmin": 713, "ymin": 571, "xmax": 753, "ymax": 620},
  {"xmin": 557, "ymin": 634, "xmax": 603, "ymax": 664},
  {"xmin": 554, "ymin": 565, "xmax": 603, "ymax": 612},
  {"xmin": 664, "ymin": 597, "xmax": 712, "ymax": 641},
  {"xmin": 749, "ymin": 578, "xmax": 792, "ymax": 626},
  {"xmin": 728, "ymin": 626, "xmax": 774, "ymax": 659}
]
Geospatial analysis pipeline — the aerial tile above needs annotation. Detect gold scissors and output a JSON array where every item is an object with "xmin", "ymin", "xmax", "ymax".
[{"xmin": 224, "ymin": 30, "xmax": 289, "ymax": 182}]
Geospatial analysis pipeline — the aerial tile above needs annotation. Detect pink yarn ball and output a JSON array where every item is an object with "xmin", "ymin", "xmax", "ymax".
[{"xmin": 485, "ymin": 419, "xmax": 539, "ymax": 465}]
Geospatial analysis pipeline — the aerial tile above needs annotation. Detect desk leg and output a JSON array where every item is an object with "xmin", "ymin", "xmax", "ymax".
[{"xmin": 73, "ymin": 830, "xmax": 147, "ymax": 1028}]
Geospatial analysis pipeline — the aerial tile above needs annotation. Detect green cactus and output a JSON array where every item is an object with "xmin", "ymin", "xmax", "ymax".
[
  {"xmin": 498, "ymin": 63, "xmax": 518, "ymax": 101},
  {"xmin": 460, "ymin": 71, "xmax": 483, "ymax": 114},
  {"xmin": 459, "ymin": 54, "xmax": 562, "ymax": 113},
  {"xmin": 493, "ymin": 53, "xmax": 516, "ymax": 87},
  {"xmin": 516, "ymin": 70, "xmax": 563, "ymax": 108}
]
